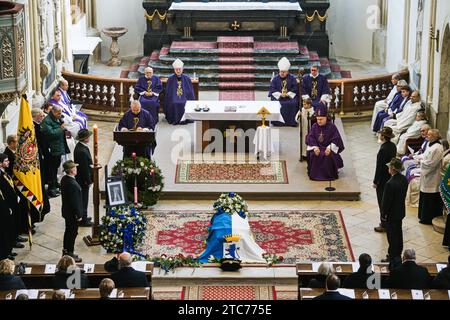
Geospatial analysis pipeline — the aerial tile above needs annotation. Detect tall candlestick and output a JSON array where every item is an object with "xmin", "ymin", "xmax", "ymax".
[
  {"xmin": 151, "ymin": 169, "xmax": 155, "ymax": 188},
  {"xmin": 93, "ymin": 124, "xmax": 98, "ymax": 166},
  {"xmin": 119, "ymin": 82, "xmax": 124, "ymax": 95},
  {"xmin": 341, "ymin": 82, "xmax": 344, "ymax": 95}
]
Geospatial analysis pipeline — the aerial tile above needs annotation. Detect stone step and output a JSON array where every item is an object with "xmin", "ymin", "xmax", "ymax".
[
  {"xmin": 218, "ymin": 47, "xmax": 254, "ymax": 56},
  {"xmin": 217, "ymin": 36, "xmax": 254, "ymax": 49},
  {"xmin": 218, "ymin": 82, "xmax": 256, "ymax": 90},
  {"xmin": 218, "ymin": 65, "xmax": 256, "ymax": 72},
  {"xmin": 169, "ymin": 48, "xmax": 302, "ymax": 56},
  {"xmin": 218, "ymin": 57, "xmax": 255, "ymax": 65},
  {"xmin": 158, "ymin": 54, "xmax": 309, "ymax": 65},
  {"xmin": 218, "ymin": 73, "xmax": 255, "ymax": 81}
]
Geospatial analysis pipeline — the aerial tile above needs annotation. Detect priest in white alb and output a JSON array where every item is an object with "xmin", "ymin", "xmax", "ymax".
[{"xmin": 385, "ymin": 91, "xmax": 423, "ymax": 136}]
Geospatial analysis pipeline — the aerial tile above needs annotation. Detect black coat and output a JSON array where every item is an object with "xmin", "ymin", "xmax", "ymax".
[
  {"xmin": 312, "ymin": 291, "xmax": 353, "ymax": 301},
  {"xmin": 343, "ymin": 269, "xmax": 375, "ymax": 289},
  {"xmin": 74, "ymin": 143, "xmax": 93, "ymax": 187},
  {"xmin": 3, "ymin": 147, "xmax": 15, "ymax": 177},
  {"xmin": 111, "ymin": 267, "xmax": 149, "ymax": 288},
  {"xmin": 34, "ymin": 121, "xmax": 50, "ymax": 159},
  {"xmin": 432, "ymin": 267, "xmax": 450, "ymax": 289},
  {"xmin": 0, "ymin": 274, "xmax": 26, "ymax": 290},
  {"xmin": 0, "ymin": 195, "xmax": 14, "ymax": 259},
  {"xmin": 373, "ymin": 141, "xmax": 397, "ymax": 186},
  {"xmin": 52, "ymin": 270, "xmax": 90, "ymax": 289},
  {"xmin": 60, "ymin": 175, "xmax": 83, "ymax": 220},
  {"xmin": 381, "ymin": 173, "xmax": 408, "ymax": 221},
  {"xmin": 388, "ymin": 261, "xmax": 432, "ymax": 289}
]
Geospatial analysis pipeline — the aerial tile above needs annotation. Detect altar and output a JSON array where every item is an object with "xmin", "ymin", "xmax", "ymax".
[{"xmin": 182, "ymin": 100, "xmax": 283, "ymax": 153}]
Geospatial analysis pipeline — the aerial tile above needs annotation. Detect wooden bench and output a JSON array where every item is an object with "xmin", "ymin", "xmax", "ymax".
[
  {"xmin": 299, "ymin": 288, "xmax": 450, "ymax": 300},
  {"xmin": 14, "ymin": 262, "xmax": 153, "ymax": 290},
  {"xmin": 0, "ymin": 287, "xmax": 151, "ymax": 300}
]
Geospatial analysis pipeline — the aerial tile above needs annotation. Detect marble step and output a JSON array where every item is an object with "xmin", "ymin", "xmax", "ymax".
[
  {"xmin": 218, "ymin": 82, "xmax": 256, "ymax": 90},
  {"xmin": 218, "ymin": 73, "xmax": 255, "ymax": 81},
  {"xmin": 158, "ymin": 54, "xmax": 310, "ymax": 65},
  {"xmin": 217, "ymin": 36, "xmax": 255, "ymax": 49}
]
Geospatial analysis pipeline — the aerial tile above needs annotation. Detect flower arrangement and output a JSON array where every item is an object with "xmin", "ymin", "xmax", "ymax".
[
  {"xmin": 263, "ymin": 253, "xmax": 285, "ymax": 266},
  {"xmin": 150, "ymin": 254, "xmax": 200, "ymax": 274},
  {"xmin": 100, "ymin": 206, "xmax": 147, "ymax": 256},
  {"xmin": 111, "ymin": 156, "xmax": 164, "ymax": 207},
  {"xmin": 213, "ymin": 192, "xmax": 249, "ymax": 218}
]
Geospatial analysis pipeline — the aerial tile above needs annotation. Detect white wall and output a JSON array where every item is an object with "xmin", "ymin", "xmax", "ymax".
[
  {"xmin": 95, "ymin": 0, "xmax": 146, "ymax": 61},
  {"xmin": 327, "ymin": 0, "xmax": 379, "ymax": 62},
  {"xmin": 385, "ymin": 0, "xmax": 406, "ymax": 72}
]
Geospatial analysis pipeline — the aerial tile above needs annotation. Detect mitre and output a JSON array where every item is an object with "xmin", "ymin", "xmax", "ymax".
[
  {"xmin": 277, "ymin": 57, "xmax": 291, "ymax": 71},
  {"xmin": 172, "ymin": 58, "xmax": 184, "ymax": 69}
]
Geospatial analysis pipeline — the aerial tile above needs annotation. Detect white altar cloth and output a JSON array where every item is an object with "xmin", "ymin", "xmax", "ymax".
[{"xmin": 169, "ymin": 2, "xmax": 302, "ymax": 11}]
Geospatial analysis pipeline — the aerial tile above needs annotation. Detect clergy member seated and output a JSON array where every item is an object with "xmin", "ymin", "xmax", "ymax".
[
  {"xmin": 301, "ymin": 65, "xmax": 331, "ymax": 108},
  {"xmin": 268, "ymin": 57, "xmax": 299, "ymax": 127},
  {"xmin": 384, "ymin": 91, "xmax": 422, "ymax": 135},
  {"xmin": 164, "ymin": 59, "xmax": 195, "ymax": 125},
  {"xmin": 57, "ymin": 79, "xmax": 88, "ymax": 129},
  {"xmin": 297, "ymin": 97, "xmax": 316, "ymax": 159},
  {"xmin": 118, "ymin": 100, "xmax": 156, "ymax": 159},
  {"xmin": 111, "ymin": 252, "xmax": 149, "ymax": 288},
  {"xmin": 134, "ymin": 67, "xmax": 162, "ymax": 124},
  {"xmin": 371, "ymin": 73, "xmax": 402, "ymax": 129},
  {"xmin": 394, "ymin": 111, "xmax": 427, "ymax": 155},
  {"xmin": 306, "ymin": 105, "xmax": 345, "ymax": 181},
  {"xmin": 312, "ymin": 274, "xmax": 353, "ymax": 300}
]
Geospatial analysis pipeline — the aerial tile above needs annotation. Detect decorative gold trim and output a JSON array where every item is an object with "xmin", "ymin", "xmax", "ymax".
[
  {"xmin": 306, "ymin": 10, "xmax": 327, "ymax": 23},
  {"xmin": 145, "ymin": 9, "xmax": 168, "ymax": 24}
]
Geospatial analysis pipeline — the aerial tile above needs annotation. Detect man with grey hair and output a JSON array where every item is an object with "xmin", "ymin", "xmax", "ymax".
[
  {"xmin": 134, "ymin": 67, "xmax": 162, "ymax": 123},
  {"xmin": 111, "ymin": 252, "xmax": 149, "ymax": 288},
  {"xmin": 371, "ymin": 73, "xmax": 402, "ymax": 129},
  {"xmin": 41, "ymin": 104, "xmax": 70, "ymax": 197},
  {"xmin": 381, "ymin": 158, "xmax": 408, "ymax": 269},
  {"xmin": 388, "ymin": 249, "xmax": 432, "ymax": 289}
]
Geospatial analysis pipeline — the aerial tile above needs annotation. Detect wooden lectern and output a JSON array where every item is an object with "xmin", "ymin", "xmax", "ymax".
[{"xmin": 113, "ymin": 130, "xmax": 156, "ymax": 160}]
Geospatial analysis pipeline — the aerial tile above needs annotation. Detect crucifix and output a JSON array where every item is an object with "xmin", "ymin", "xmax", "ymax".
[{"xmin": 230, "ymin": 21, "xmax": 240, "ymax": 31}]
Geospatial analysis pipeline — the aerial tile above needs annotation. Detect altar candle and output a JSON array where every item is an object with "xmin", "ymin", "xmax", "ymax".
[
  {"xmin": 151, "ymin": 169, "xmax": 155, "ymax": 188},
  {"xmin": 132, "ymin": 152, "xmax": 136, "ymax": 161},
  {"xmin": 93, "ymin": 124, "xmax": 98, "ymax": 166},
  {"xmin": 119, "ymin": 82, "xmax": 124, "ymax": 95},
  {"xmin": 341, "ymin": 82, "xmax": 344, "ymax": 95},
  {"xmin": 134, "ymin": 186, "xmax": 138, "ymax": 204}
]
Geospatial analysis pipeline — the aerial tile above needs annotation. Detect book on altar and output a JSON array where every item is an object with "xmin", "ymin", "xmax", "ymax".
[{"xmin": 224, "ymin": 106, "xmax": 237, "ymax": 112}]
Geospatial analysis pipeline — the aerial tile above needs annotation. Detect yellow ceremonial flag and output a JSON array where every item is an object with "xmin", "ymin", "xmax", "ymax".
[{"xmin": 13, "ymin": 96, "xmax": 43, "ymax": 213}]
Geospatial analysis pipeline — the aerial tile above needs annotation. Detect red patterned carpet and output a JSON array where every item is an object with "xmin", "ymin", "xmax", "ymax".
[
  {"xmin": 175, "ymin": 160, "xmax": 288, "ymax": 184},
  {"xmin": 182, "ymin": 285, "xmax": 275, "ymax": 300},
  {"xmin": 142, "ymin": 210, "xmax": 354, "ymax": 263}
]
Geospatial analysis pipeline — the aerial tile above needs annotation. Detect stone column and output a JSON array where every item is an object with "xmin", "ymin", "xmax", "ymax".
[
  {"xmin": 426, "ymin": 0, "xmax": 437, "ymax": 105},
  {"xmin": 31, "ymin": 0, "xmax": 44, "ymax": 106}
]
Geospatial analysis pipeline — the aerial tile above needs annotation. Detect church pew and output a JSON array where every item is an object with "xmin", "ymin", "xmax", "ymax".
[
  {"xmin": 296, "ymin": 262, "xmax": 444, "ymax": 288},
  {"xmin": 14, "ymin": 263, "xmax": 153, "ymax": 290},
  {"xmin": 299, "ymin": 288, "xmax": 450, "ymax": 300},
  {"xmin": 0, "ymin": 287, "xmax": 151, "ymax": 300}
]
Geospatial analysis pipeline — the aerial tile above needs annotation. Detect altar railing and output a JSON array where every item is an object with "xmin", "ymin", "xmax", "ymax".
[{"xmin": 62, "ymin": 69, "xmax": 408, "ymax": 116}]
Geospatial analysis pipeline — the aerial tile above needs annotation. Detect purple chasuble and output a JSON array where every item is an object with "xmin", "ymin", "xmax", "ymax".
[
  {"xmin": 134, "ymin": 75, "xmax": 163, "ymax": 123},
  {"xmin": 268, "ymin": 74, "xmax": 299, "ymax": 126},
  {"xmin": 164, "ymin": 74, "xmax": 195, "ymax": 125},
  {"xmin": 306, "ymin": 121, "xmax": 345, "ymax": 181},
  {"xmin": 301, "ymin": 74, "xmax": 330, "ymax": 104},
  {"xmin": 58, "ymin": 88, "xmax": 88, "ymax": 128}
]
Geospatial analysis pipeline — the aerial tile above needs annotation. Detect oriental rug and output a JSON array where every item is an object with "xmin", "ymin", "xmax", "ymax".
[
  {"xmin": 174, "ymin": 160, "xmax": 288, "ymax": 184},
  {"xmin": 142, "ymin": 210, "xmax": 354, "ymax": 263},
  {"xmin": 181, "ymin": 285, "xmax": 276, "ymax": 300}
]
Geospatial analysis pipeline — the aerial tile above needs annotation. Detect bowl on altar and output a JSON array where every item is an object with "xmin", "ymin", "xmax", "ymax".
[
  {"xmin": 202, "ymin": 107, "xmax": 210, "ymax": 112},
  {"xmin": 194, "ymin": 106, "xmax": 202, "ymax": 112}
]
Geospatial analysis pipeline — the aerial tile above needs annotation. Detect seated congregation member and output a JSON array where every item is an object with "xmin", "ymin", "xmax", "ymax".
[
  {"xmin": 301, "ymin": 65, "xmax": 331, "ymax": 107},
  {"xmin": 268, "ymin": 57, "xmax": 299, "ymax": 127},
  {"xmin": 164, "ymin": 59, "xmax": 195, "ymax": 125},
  {"xmin": 312, "ymin": 274, "xmax": 353, "ymax": 300},
  {"xmin": 74, "ymin": 129, "xmax": 93, "ymax": 227},
  {"xmin": 371, "ymin": 73, "xmax": 402, "ymax": 129},
  {"xmin": 384, "ymin": 90, "xmax": 422, "ymax": 135},
  {"xmin": 402, "ymin": 124, "xmax": 431, "ymax": 183},
  {"xmin": 41, "ymin": 105, "xmax": 70, "ymax": 198},
  {"xmin": 118, "ymin": 100, "xmax": 156, "ymax": 159},
  {"xmin": 134, "ymin": 67, "xmax": 162, "ymax": 123},
  {"xmin": 58, "ymin": 79, "xmax": 88, "ymax": 129},
  {"xmin": 379, "ymin": 85, "xmax": 411, "ymax": 129},
  {"xmin": 0, "ymin": 259, "xmax": 26, "ymax": 291},
  {"xmin": 394, "ymin": 112, "xmax": 428, "ymax": 155},
  {"xmin": 111, "ymin": 252, "xmax": 149, "ymax": 288},
  {"xmin": 381, "ymin": 158, "xmax": 408, "ymax": 269},
  {"xmin": 388, "ymin": 249, "xmax": 432, "ymax": 289},
  {"xmin": 307, "ymin": 262, "xmax": 334, "ymax": 288},
  {"xmin": 343, "ymin": 253, "xmax": 375, "ymax": 289},
  {"xmin": 99, "ymin": 278, "xmax": 115, "ymax": 300},
  {"xmin": 52, "ymin": 255, "xmax": 90, "ymax": 289},
  {"xmin": 373, "ymin": 127, "xmax": 397, "ymax": 233},
  {"xmin": 306, "ymin": 104, "xmax": 345, "ymax": 181},
  {"xmin": 372, "ymin": 80, "xmax": 407, "ymax": 133},
  {"xmin": 297, "ymin": 97, "xmax": 315, "ymax": 159},
  {"xmin": 418, "ymin": 129, "xmax": 444, "ymax": 225},
  {"xmin": 432, "ymin": 255, "xmax": 450, "ymax": 289}
]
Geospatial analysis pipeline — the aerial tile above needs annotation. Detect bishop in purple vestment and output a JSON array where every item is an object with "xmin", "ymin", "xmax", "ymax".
[
  {"xmin": 118, "ymin": 100, "xmax": 156, "ymax": 159},
  {"xmin": 134, "ymin": 67, "xmax": 163, "ymax": 123},
  {"xmin": 164, "ymin": 59, "xmax": 196, "ymax": 125},
  {"xmin": 58, "ymin": 79, "xmax": 88, "ymax": 128},
  {"xmin": 301, "ymin": 65, "xmax": 331, "ymax": 107},
  {"xmin": 269, "ymin": 57, "xmax": 299, "ymax": 127},
  {"xmin": 306, "ymin": 105, "xmax": 345, "ymax": 181}
]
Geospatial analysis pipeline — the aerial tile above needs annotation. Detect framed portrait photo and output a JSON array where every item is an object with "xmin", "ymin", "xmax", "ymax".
[{"xmin": 107, "ymin": 179, "xmax": 126, "ymax": 207}]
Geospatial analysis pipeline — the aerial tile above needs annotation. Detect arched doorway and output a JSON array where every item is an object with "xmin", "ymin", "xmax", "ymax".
[{"xmin": 436, "ymin": 24, "xmax": 450, "ymax": 139}]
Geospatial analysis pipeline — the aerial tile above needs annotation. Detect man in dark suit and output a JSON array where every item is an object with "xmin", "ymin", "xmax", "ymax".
[
  {"xmin": 343, "ymin": 253, "xmax": 375, "ymax": 289},
  {"xmin": 388, "ymin": 249, "xmax": 432, "ymax": 289},
  {"xmin": 312, "ymin": 274, "xmax": 353, "ymax": 300},
  {"xmin": 373, "ymin": 127, "xmax": 397, "ymax": 233},
  {"xmin": 60, "ymin": 160, "xmax": 83, "ymax": 263},
  {"xmin": 111, "ymin": 252, "xmax": 149, "ymax": 288},
  {"xmin": 381, "ymin": 158, "xmax": 408, "ymax": 268},
  {"xmin": 432, "ymin": 255, "xmax": 450, "ymax": 289},
  {"xmin": 74, "ymin": 129, "xmax": 93, "ymax": 227}
]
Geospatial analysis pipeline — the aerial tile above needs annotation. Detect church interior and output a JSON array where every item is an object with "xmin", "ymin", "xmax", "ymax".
[{"xmin": 0, "ymin": 0, "xmax": 450, "ymax": 304}]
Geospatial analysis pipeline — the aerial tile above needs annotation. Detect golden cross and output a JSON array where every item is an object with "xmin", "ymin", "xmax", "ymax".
[
  {"xmin": 231, "ymin": 21, "xmax": 240, "ymax": 31},
  {"xmin": 318, "ymin": 131, "xmax": 324, "ymax": 144}
]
